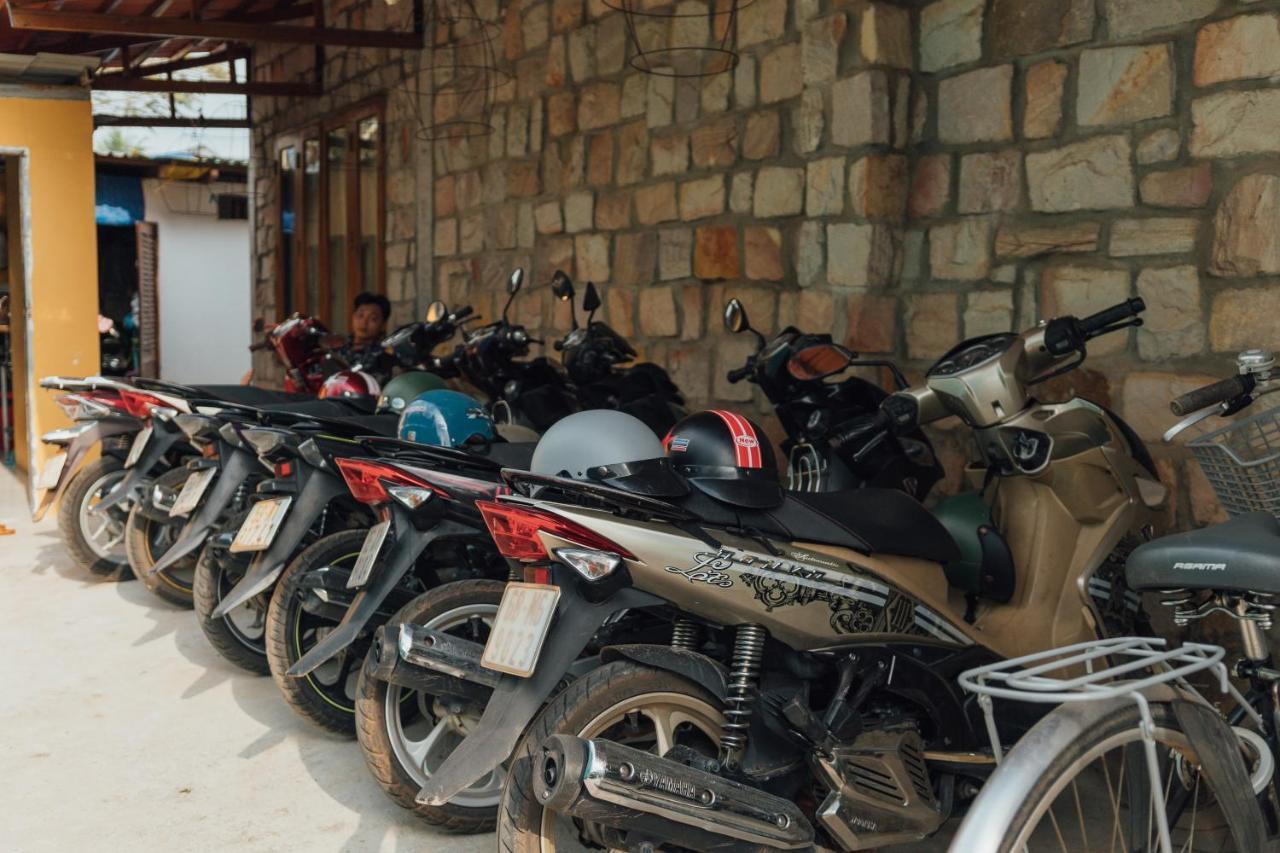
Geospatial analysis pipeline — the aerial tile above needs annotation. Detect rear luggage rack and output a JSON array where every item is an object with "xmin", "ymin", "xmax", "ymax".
[{"xmin": 501, "ymin": 469, "xmax": 698, "ymax": 522}]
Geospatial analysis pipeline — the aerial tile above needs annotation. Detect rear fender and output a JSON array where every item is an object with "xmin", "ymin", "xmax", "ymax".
[
  {"xmin": 599, "ymin": 644, "xmax": 729, "ymax": 702},
  {"xmin": 32, "ymin": 416, "xmax": 140, "ymax": 522},
  {"xmin": 416, "ymin": 579, "xmax": 665, "ymax": 806},
  {"xmin": 209, "ymin": 465, "xmax": 347, "ymax": 619},
  {"xmin": 150, "ymin": 447, "xmax": 256, "ymax": 577},
  {"xmin": 284, "ymin": 514, "xmax": 471, "ymax": 676},
  {"xmin": 91, "ymin": 419, "xmax": 185, "ymax": 514}
]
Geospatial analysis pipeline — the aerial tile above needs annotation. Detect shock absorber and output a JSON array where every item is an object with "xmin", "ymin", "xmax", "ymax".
[
  {"xmin": 671, "ymin": 618, "xmax": 700, "ymax": 651},
  {"xmin": 720, "ymin": 624, "xmax": 767, "ymax": 770}
]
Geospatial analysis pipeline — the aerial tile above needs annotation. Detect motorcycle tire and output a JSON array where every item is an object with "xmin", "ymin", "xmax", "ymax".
[
  {"xmin": 355, "ymin": 579, "xmax": 506, "ymax": 833},
  {"xmin": 57, "ymin": 456, "xmax": 132, "ymax": 580},
  {"xmin": 264, "ymin": 529, "xmax": 368, "ymax": 737},
  {"xmin": 124, "ymin": 466, "xmax": 198, "ymax": 608},
  {"xmin": 192, "ymin": 509, "xmax": 270, "ymax": 676},
  {"xmin": 497, "ymin": 661, "xmax": 725, "ymax": 853}
]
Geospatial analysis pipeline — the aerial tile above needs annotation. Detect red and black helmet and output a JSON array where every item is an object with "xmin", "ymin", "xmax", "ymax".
[
  {"xmin": 663, "ymin": 410, "xmax": 782, "ymax": 508},
  {"xmin": 318, "ymin": 369, "xmax": 382, "ymax": 400}
]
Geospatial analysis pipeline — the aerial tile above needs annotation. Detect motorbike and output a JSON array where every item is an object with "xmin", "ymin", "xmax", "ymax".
[{"xmin": 397, "ymin": 297, "xmax": 1167, "ymax": 851}]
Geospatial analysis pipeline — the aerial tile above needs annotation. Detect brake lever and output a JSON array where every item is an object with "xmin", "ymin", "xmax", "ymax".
[{"xmin": 1162, "ymin": 405, "xmax": 1223, "ymax": 443}]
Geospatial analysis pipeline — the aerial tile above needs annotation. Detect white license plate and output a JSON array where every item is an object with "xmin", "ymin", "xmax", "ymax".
[
  {"xmin": 347, "ymin": 520, "xmax": 392, "ymax": 589},
  {"xmin": 124, "ymin": 425, "xmax": 153, "ymax": 468},
  {"xmin": 481, "ymin": 583, "xmax": 561, "ymax": 678},
  {"xmin": 230, "ymin": 497, "xmax": 293, "ymax": 553},
  {"xmin": 169, "ymin": 468, "xmax": 217, "ymax": 517},
  {"xmin": 37, "ymin": 453, "xmax": 67, "ymax": 490}
]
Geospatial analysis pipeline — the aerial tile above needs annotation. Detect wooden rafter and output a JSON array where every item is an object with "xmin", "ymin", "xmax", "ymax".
[
  {"xmin": 94, "ymin": 114, "xmax": 251, "ymax": 127},
  {"xmin": 92, "ymin": 76, "xmax": 317, "ymax": 95},
  {"xmin": 6, "ymin": 6, "xmax": 424, "ymax": 49},
  {"xmin": 100, "ymin": 44, "xmax": 248, "ymax": 78}
]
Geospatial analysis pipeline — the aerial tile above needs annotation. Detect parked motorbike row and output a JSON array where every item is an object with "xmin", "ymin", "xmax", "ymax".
[{"xmin": 35, "ymin": 266, "xmax": 1280, "ymax": 851}]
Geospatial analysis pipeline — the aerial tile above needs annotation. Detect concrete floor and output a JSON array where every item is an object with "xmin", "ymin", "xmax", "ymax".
[{"xmin": 0, "ymin": 467, "xmax": 492, "ymax": 853}]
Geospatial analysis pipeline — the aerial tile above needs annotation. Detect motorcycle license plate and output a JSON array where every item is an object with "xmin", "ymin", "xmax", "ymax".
[
  {"xmin": 480, "ymin": 583, "xmax": 561, "ymax": 678},
  {"xmin": 37, "ymin": 453, "xmax": 67, "ymax": 490},
  {"xmin": 230, "ymin": 497, "xmax": 293, "ymax": 553},
  {"xmin": 347, "ymin": 520, "xmax": 391, "ymax": 589},
  {"xmin": 124, "ymin": 425, "xmax": 153, "ymax": 468},
  {"xmin": 168, "ymin": 468, "xmax": 217, "ymax": 517}
]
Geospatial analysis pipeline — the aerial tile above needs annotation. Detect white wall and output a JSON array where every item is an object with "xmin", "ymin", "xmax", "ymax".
[{"xmin": 142, "ymin": 178, "xmax": 251, "ymax": 384}]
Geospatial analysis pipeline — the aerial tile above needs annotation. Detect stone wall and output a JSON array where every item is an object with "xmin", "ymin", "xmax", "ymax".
[{"xmin": 246, "ymin": 0, "xmax": 1280, "ymax": 523}]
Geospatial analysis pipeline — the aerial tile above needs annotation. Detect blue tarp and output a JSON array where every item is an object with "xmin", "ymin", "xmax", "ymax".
[{"xmin": 95, "ymin": 173, "xmax": 144, "ymax": 225}]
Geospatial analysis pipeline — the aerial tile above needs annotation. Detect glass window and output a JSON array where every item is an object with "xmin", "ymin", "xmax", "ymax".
[
  {"xmin": 358, "ymin": 117, "xmax": 380, "ymax": 295},
  {"xmin": 278, "ymin": 146, "xmax": 297, "ymax": 317},
  {"xmin": 303, "ymin": 137, "xmax": 321, "ymax": 321}
]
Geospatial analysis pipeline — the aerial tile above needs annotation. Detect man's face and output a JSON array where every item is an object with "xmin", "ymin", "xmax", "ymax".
[{"xmin": 351, "ymin": 303, "xmax": 387, "ymax": 344}]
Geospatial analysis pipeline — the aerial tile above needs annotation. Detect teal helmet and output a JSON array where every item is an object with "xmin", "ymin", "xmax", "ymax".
[
  {"xmin": 398, "ymin": 389, "xmax": 496, "ymax": 447},
  {"xmin": 377, "ymin": 370, "xmax": 449, "ymax": 415}
]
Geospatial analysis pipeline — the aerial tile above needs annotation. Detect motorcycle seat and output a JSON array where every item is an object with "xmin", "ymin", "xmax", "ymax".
[
  {"xmin": 481, "ymin": 441, "xmax": 537, "ymax": 470},
  {"xmin": 193, "ymin": 384, "xmax": 312, "ymax": 405},
  {"xmin": 1126, "ymin": 512, "xmax": 1280, "ymax": 594}
]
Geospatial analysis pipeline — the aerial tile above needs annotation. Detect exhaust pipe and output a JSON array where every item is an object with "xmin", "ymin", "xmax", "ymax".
[
  {"xmin": 535, "ymin": 735, "xmax": 814, "ymax": 851},
  {"xmin": 395, "ymin": 623, "xmax": 501, "ymax": 689},
  {"xmin": 365, "ymin": 626, "xmax": 494, "ymax": 706}
]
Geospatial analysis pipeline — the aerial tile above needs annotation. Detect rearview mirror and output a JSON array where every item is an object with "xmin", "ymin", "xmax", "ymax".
[
  {"xmin": 787, "ymin": 343, "xmax": 855, "ymax": 382},
  {"xmin": 583, "ymin": 282, "xmax": 602, "ymax": 315},
  {"xmin": 551, "ymin": 270, "xmax": 574, "ymax": 302},
  {"xmin": 425, "ymin": 300, "xmax": 447, "ymax": 323},
  {"xmin": 723, "ymin": 299, "xmax": 749, "ymax": 334},
  {"xmin": 508, "ymin": 268, "xmax": 524, "ymax": 294}
]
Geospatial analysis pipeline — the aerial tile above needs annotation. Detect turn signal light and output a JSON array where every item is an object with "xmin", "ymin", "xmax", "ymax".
[
  {"xmin": 335, "ymin": 458, "xmax": 448, "ymax": 506},
  {"xmin": 475, "ymin": 500, "xmax": 635, "ymax": 563}
]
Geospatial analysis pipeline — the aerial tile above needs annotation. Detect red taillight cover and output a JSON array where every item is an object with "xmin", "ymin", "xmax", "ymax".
[
  {"xmin": 334, "ymin": 458, "xmax": 447, "ymax": 505},
  {"xmin": 475, "ymin": 500, "xmax": 636, "ymax": 563},
  {"xmin": 119, "ymin": 389, "xmax": 166, "ymax": 418}
]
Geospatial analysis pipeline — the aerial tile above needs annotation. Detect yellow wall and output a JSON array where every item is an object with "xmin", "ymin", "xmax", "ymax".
[{"xmin": 0, "ymin": 90, "xmax": 99, "ymax": 500}]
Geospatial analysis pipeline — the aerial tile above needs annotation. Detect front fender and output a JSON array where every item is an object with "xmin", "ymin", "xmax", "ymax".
[
  {"xmin": 32, "ymin": 416, "xmax": 140, "ymax": 522},
  {"xmin": 416, "ymin": 580, "xmax": 665, "ymax": 807}
]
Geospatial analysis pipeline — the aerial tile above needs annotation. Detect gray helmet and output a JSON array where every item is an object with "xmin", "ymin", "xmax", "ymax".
[{"xmin": 530, "ymin": 410, "xmax": 688, "ymax": 497}]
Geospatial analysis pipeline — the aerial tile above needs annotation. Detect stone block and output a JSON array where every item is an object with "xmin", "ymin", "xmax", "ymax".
[
  {"xmin": 647, "ymin": 75, "xmax": 674, "ymax": 128},
  {"xmin": 553, "ymin": 0, "xmax": 583, "ymax": 32},
  {"xmin": 845, "ymin": 293, "xmax": 897, "ymax": 353},
  {"xmin": 1039, "ymin": 266, "xmax": 1131, "ymax": 355},
  {"xmin": 679, "ymin": 176, "xmax": 726, "ymax": 220},
  {"xmin": 435, "ymin": 174, "xmax": 456, "ymax": 218},
  {"xmin": 621, "ymin": 74, "xmax": 647, "ymax": 118},
  {"xmin": 906, "ymin": 294, "xmax": 960, "ymax": 360},
  {"xmin": 635, "ymin": 182, "xmax": 678, "ymax": 225},
  {"xmin": 1137, "ymin": 128, "xmax": 1180, "ymax": 164},
  {"xmin": 989, "ymin": 0, "xmax": 1094, "ymax": 59},
  {"xmin": 803, "ymin": 14, "xmax": 847, "ymax": 85},
  {"xmin": 1077, "ymin": 44, "xmax": 1174, "ymax": 127},
  {"xmin": 1109, "ymin": 218, "xmax": 1199, "ymax": 257},
  {"xmin": 832, "ymin": 71, "xmax": 891, "ymax": 148},
  {"xmin": 616, "ymin": 120, "xmax": 649, "ymax": 185},
  {"xmin": 738, "ymin": 0, "xmax": 787, "ymax": 47},
  {"xmin": 587, "ymin": 131, "xmax": 614, "ymax": 187},
  {"xmin": 578, "ymin": 82, "xmax": 620, "ymax": 131},
  {"xmin": 827, "ymin": 222, "xmax": 894, "ymax": 287},
  {"xmin": 1122, "ymin": 371, "xmax": 1220, "ymax": 441},
  {"xmin": 790, "ymin": 87, "xmax": 825, "ymax": 156},
  {"xmin": 908, "ymin": 154, "xmax": 951, "ymax": 219},
  {"xmin": 735, "ymin": 54, "xmax": 757, "ymax": 110},
  {"xmin": 1195, "ymin": 13, "xmax": 1280, "ymax": 85},
  {"xmin": 796, "ymin": 220, "xmax": 825, "ymax": 287},
  {"xmin": 575, "ymin": 234, "xmax": 610, "ymax": 282},
  {"xmin": 659, "ymin": 227, "xmax": 693, "ymax": 280},
  {"xmin": 995, "ymin": 221, "xmax": 1099, "ymax": 258},
  {"xmin": 606, "ymin": 287, "xmax": 635, "ymax": 337},
  {"xmin": 806, "ymin": 156, "xmax": 846, "ymax": 217},
  {"xmin": 964, "ymin": 290, "xmax": 1015, "ymax": 337},
  {"xmin": 860, "ymin": 3, "xmax": 911, "ymax": 69},
  {"xmin": 930, "ymin": 218, "xmax": 991, "ymax": 281},
  {"xmin": 1211, "ymin": 173, "xmax": 1280, "ymax": 277},
  {"xmin": 1136, "ymin": 266, "xmax": 1204, "ymax": 360},
  {"xmin": 1105, "ymin": 0, "xmax": 1217, "ymax": 38},
  {"xmin": 1023, "ymin": 60, "xmax": 1067, "ymax": 139},
  {"xmin": 745, "ymin": 226, "xmax": 785, "ymax": 281},
  {"xmin": 938, "ymin": 66, "xmax": 1013, "ymax": 144},
  {"xmin": 731, "ymin": 172, "xmax": 754, "ymax": 214},
  {"xmin": 651, "ymin": 131, "xmax": 689, "ymax": 176},
  {"xmin": 743, "ymin": 110, "xmax": 781, "ymax": 160},
  {"xmin": 691, "ymin": 117, "xmax": 739, "ymax": 168},
  {"xmin": 1140, "ymin": 164, "xmax": 1212, "ymax": 208},
  {"xmin": 614, "ymin": 232, "xmax": 659, "ymax": 287},
  {"xmin": 460, "ymin": 212, "xmax": 485, "ymax": 254},
  {"xmin": 1027, "ymin": 135, "xmax": 1134, "ymax": 212},
  {"xmin": 761, "ymin": 43, "xmax": 804, "ymax": 104},
  {"xmin": 958, "ymin": 151, "xmax": 1022, "ymax": 213},
  {"xmin": 920, "ymin": 0, "xmax": 983, "ymax": 73},
  {"xmin": 597, "ymin": 13, "xmax": 626, "ymax": 75},
  {"xmin": 849, "ymin": 154, "xmax": 909, "ymax": 219},
  {"xmin": 433, "ymin": 218, "xmax": 457, "ymax": 256},
  {"xmin": 680, "ymin": 283, "xmax": 706, "ymax": 340},
  {"xmin": 694, "ymin": 226, "xmax": 741, "ymax": 280},
  {"xmin": 564, "ymin": 191, "xmax": 594, "ymax": 234},
  {"xmin": 595, "ymin": 190, "xmax": 632, "ymax": 231},
  {"xmin": 639, "ymin": 286, "xmax": 679, "ymax": 337},
  {"xmin": 534, "ymin": 201, "xmax": 563, "ymax": 234},
  {"xmin": 548, "ymin": 91, "xmax": 577, "ymax": 137},
  {"xmin": 713, "ymin": 337, "xmax": 761, "ymax": 401},
  {"xmin": 754, "ymin": 166, "xmax": 805, "ymax": 218},
  {"xmin": 702, "ymin": 72, "xmax": 732, "ymax": 114},
  {"xmin": 1210, "ymin": 287, "xmax": 1280, "ymax": 351},
  {"xmin": 1191, "ymin": 90, "xmax": 1280, "ymax": 158},
  {"xmin": 523, "ymin": 4, "xmax": 549, "ymax": 51}
]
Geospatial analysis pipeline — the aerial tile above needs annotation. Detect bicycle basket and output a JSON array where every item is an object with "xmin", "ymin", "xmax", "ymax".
[{"xmin": 1188, "ymin": 404, "xmax": 1280, "ymax": 516}]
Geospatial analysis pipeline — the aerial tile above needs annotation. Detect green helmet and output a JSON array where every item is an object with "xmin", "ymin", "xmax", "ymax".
[{"xmin": 376, "ymin": 370, "xmax": 448, "ymax": 414}]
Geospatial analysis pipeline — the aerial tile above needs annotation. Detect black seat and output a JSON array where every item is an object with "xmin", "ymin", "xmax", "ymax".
[
  {"xmin": 483, "ymin": 442, "xmax": 537, "ymax": 470},
  {"xmin": 675, "ymin": 488, "xmax": 960, "ymax": 565},
  {"xmin": 194, "ymin": 384, "xmax": 311, "ymax": 405},
  {"xmin": 1127, "ymin": 512, "xmax": 1280, "ymax": 594}
]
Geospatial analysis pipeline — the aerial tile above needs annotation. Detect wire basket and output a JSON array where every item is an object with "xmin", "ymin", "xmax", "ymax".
[{"xmin": 1188, "ymin": 404, "xmax": 1280, "ymax": 517}]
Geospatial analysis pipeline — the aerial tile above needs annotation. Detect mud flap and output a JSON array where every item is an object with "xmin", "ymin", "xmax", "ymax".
[
  {"xmin": 32, "ymin": 417, "xmax": 140, "ymax": 522},
  {"xmin": 210, "ymin": 467, "xmax": 347, "ymax": 619},
  {"xmin": 150, "ymin": 448, "xmax": 256, "ymax": 578},
  {"xmin": 416, "ymin": 581, "xmax": 665, "ymax": 806},
  {"xmin": 90, "ymin": 419, "xmax": 184, "ymax": 515}
]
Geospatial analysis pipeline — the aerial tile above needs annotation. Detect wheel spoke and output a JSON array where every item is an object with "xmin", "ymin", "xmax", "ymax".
[
  {"xmin": 646, "ymin": 706, "xmax": 680, "ymax": 756},
  {"xmin": 404, "ymin": 716, "xmax": 461, "ymax": 774}
]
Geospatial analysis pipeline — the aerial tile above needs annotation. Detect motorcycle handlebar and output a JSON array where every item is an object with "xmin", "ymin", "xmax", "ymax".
[
  {"xmin": 1170, "ymin": 374, "xmax": 1256, "ymax": 416},
  {"xmin": 451, "ymin": 305, "xmax": 474, "ymax": 322},
  {"xmin": 1079, "ymin": 297, "xmax": 1146, "ymax": 338},
  {"xmin": 726, "ymin": 365, "xmax": 751, "ymax": 384}
]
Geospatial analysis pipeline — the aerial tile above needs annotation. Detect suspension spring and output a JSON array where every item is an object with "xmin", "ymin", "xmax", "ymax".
[
  {"xmin": 671, "ymin": 618, "xmax": 700, "ymax": 651},
  {"xmin": 720, "ymin": 624, "xmax": 767, "ymax": 768}
]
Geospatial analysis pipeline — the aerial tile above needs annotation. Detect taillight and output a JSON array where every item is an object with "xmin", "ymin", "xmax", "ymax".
[
  {"xmin": 55, "ymin": 391, "xmax": 122, "ymax": 420},
  {"xmin": 275, "ymin": 461, "xmax": 293, "ymax": 478},
  {"xmin": 475, "ymin": 500, "xmax": 636, "ymax": 563},
  {"xmin": 119, "ymin": 389, "xmax": 166, "ymax": 418},
  {"xmin": 334, "ymin": 458, "xmax": 448, "ymax": 506}
]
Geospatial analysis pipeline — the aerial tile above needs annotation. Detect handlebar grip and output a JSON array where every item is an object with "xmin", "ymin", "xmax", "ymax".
[
  {"xmin": 1079, "ymin": 297, "xmax": 1146, "ymax": 337},
  {"xmin": 453, "ymin": 306, "xmax": 474, "ymax": 321},
  {"xmin": 1170, "ymin": 374, "xmax": 1256, "ymax": 416},
  {"xmin": 726, "ymin": 366, "xmax": 751, "ymax": 384}
]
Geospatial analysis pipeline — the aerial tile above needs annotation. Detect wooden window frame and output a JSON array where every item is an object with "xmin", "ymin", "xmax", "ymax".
[{"xmin": 272, "ymin": 94, "xmax": 386, "ymax": 326}]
